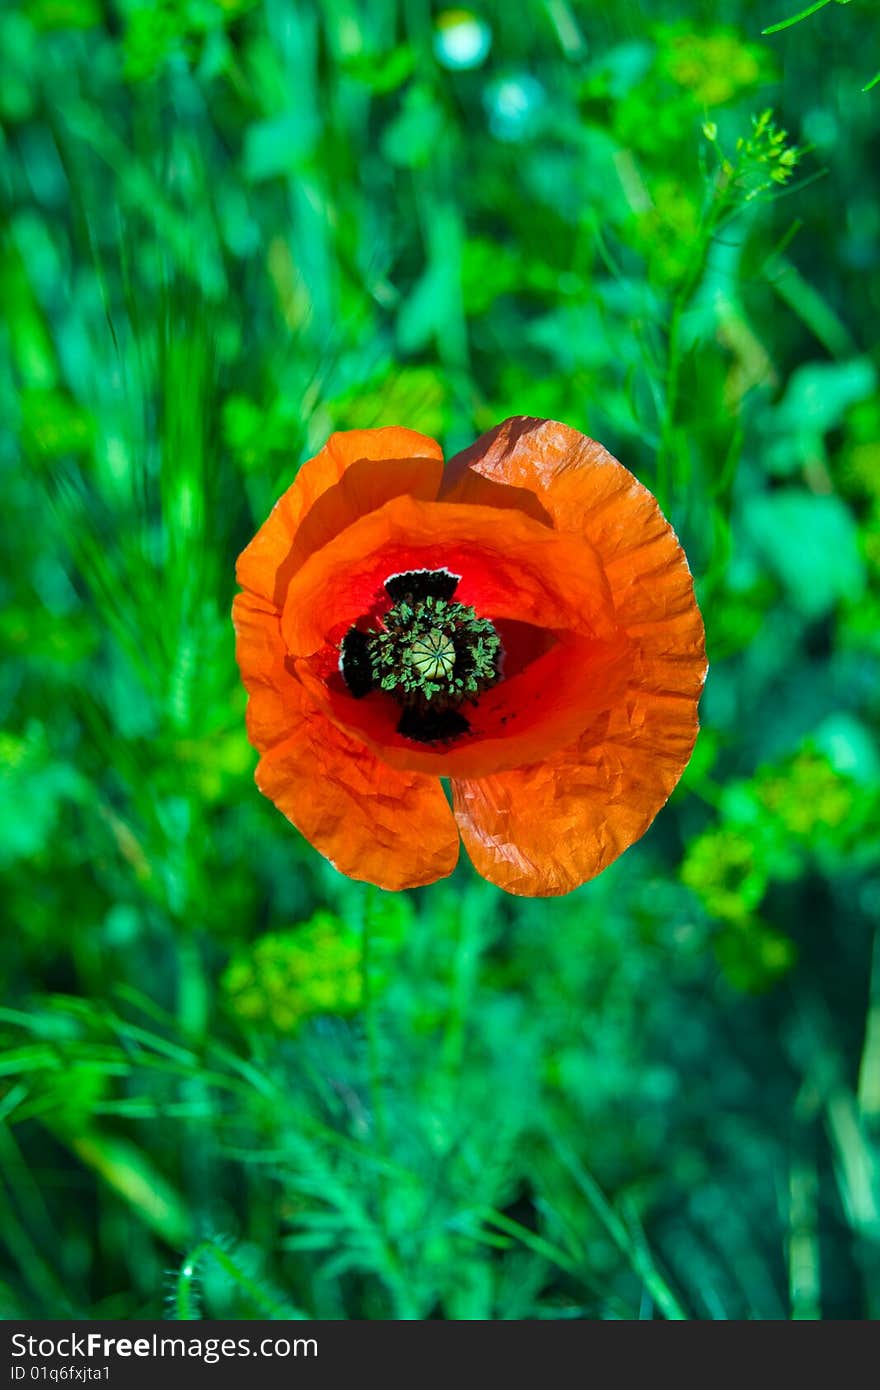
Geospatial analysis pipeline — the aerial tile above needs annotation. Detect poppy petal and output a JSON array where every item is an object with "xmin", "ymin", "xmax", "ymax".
[
  {"xmin": 447, "ymin": 416, "xmax": 706, "ymax": 895},
  {"xmin": 439, "ymin": 465, "xmax": 553, "ymax": 527},
  {"xmin": 446, "ymin": 415, "xmax": 706, "ymax": 696},
  {"xmin": 257, "ymin": 714, "xmax": 460, "ymax": 892},
  {"xmin": 451, "ymin": 685, "xmax": 700, "ymax": 895},
  {"xmin": 233, "ymin": 593, "xmax": 458, "ymax": 889},
  {"xmin": 235, "ymin": 419, "xmax": 705, "ymax": 895},
  {"xmin": 448, "ymin": 417, "xmax": 696, "ymax": 617},
  {"xmin": 281, "ymin": 494, "xmax": 618, "ymax": 658},
  {"xmin": 232, "ymin": 590, "xmax": 300, "ymax": 752},
  {"xmin": 236, "ymin": 427, "xmax": 444, "ymax": 607}
]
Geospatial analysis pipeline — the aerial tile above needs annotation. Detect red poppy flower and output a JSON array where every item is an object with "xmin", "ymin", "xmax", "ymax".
[{"xmin": 233, "ymin": 417, "xmax": 706, "ymax": 896}]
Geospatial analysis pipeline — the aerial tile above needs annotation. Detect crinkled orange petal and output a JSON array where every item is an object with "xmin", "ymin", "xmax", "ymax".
[
  {"xmin": 258, "ymin": 720, "xmax": 460, "ymax": 891},
  {"xmin": 232, "ymin": 590, "xmax": 301, "ymax": 752},
  {"xmin": 278, "ymin": 491, "xmax": 635, "ymax": 777},
  {"xmin": 236, "ymin": 427, "xmax": 444, "ymax": 607},
  {"xmin": 439, "ymin": 465, "xmax": 554, "ymax": 527},
  {"xmin": 447, "ymin": 417, "xmax": 707, "ymax": 895},
  {"xmin": 451, "ymin": 690, "xmax": 700, "ymax": 895},
  {"xmin": 233, "ymin": 590, "xmax": 458, "ymax": 889},
  {"xmin": 281, "ymin": 494, "xmax": 618, "ymax": 657},
  {"xmin": 294, "ymin": 631, "xmax": 633, "ymax": 778}
]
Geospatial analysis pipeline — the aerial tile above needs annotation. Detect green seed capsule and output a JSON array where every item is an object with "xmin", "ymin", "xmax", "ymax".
[{"xmin": 409, "ymin": 629, "xmax": 456, "ymax": 680}]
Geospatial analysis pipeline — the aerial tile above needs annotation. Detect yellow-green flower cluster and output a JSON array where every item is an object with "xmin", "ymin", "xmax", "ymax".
[
  {"xmin": 681, "ymin": 827, "xmax": 768, "ymax": 924},
  {"xmin": 681, "ymin": 827, "xmax": 797, "ymax": 992},
  {"xmin": 706, "ymin": 108, "xmax": 800, "ymax": 196},
  {"xmin": 222, "ymin": 912, "xmax": 362, "ymax": 1035},
  {"xmin": 680, "ymin": 743, "xmax": 868, "ymax": 993},
  {"xmin": 612, "ymin": 26, "xmax": 770, "ymax": 162},
  {"xmin": 661, "ymin": 28, "xmax": 765, "ymax": 107},
  {"xmin": 755, "ymin": 750, "xmax": 855, "ymax": 837}
]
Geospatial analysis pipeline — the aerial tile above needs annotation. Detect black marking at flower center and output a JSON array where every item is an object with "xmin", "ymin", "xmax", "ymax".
[
  {"xmin": 338, "ymin": 628, "xmax": 373, "ymax": 698},
  {"xmin": 397, "ymin": 705, "xmax": 471, "ymax": 744},
  {"xmin": 339, "ymin": 568, "xmax": 503, "ymax": 745},
  {"xmin": 384, "ymin": 567, "xmax": 460, "ymax": 605}
]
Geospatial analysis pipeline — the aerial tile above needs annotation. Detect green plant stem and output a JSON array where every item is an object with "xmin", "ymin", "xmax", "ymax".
[
  {"xmin": 762, "ymin": 0, "xmax": 833, "ymax": 36},
  {"xmin": 440, "ymin": 885, "xmax": 482, "ymax": 1085},
  {"xmin": 173, "ymin": 1240, "xmax": 304, "ymax": 1320},
  {"xmin": 360, "ymin": 895, "xmax": 418, "ymax": 1318},
  {"xmin": 657, "ymin": 216, "xmax": 716, "ymax": 506},
  {"xmin": 361, "ymin": 897, "xmax": 389, "ymax": 1165},
  {"xmin": 554, "ymin": 1141, "xmax": 690, "ymax": 1320}
]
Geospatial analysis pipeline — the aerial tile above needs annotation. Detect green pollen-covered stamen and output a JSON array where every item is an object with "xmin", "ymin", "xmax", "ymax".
[{"xmin": 366, "ymin": 594, "xmax": 502, "ymax": 707}]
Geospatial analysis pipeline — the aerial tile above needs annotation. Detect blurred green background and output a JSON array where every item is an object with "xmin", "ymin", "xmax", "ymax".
[{"xmin": 2, "ymin": 0, "xmax": 879, "ymax": 1320}]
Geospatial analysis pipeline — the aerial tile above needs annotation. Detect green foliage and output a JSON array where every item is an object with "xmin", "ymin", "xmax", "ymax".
[
  {"xmin": 172, "ymin": 1237, "xmax": 307, "ymax": 1319},
  {"xmin": 760, "ymin": 0, "xmax": 876, "ymax": 93},
  {"xmin": 1, "ymin": 0, "xmax": 879, "ymax": 1322}
]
